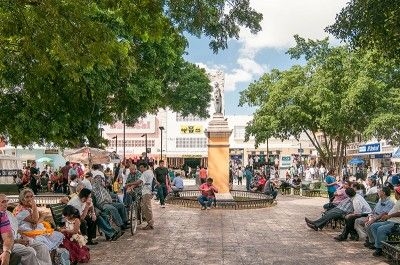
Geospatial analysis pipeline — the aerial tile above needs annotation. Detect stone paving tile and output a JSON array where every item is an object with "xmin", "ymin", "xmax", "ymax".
[{"xmin": 89, "ymin": 195, "xmax": 391, "ymax": 265}]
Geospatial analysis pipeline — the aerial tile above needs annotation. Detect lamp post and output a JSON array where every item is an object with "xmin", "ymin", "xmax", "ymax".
[
  {"xmin": 159, "ymin": 126, "xmax": 164, "ymax": 161},
  {"xmin": 123, "ymin": 120, "xmax": 126, "ymax": 163},
  {"xmin": 141, "ymin": 134, "xmax": 148, "ymax": 159},
  {"xmin": 112, "ymin": 136, "xmax": 117, "ymax": 153}
]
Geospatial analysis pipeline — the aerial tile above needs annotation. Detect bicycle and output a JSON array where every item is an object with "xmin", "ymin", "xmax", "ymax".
[{"xmin": 126, "ymin": 190, "xmax": 142, "ymax": 235}]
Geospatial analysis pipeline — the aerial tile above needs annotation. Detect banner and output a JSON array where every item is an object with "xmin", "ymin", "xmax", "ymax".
[{"xmin": 180, "ymin": 125, "xmax": 203, "ymax": 134}]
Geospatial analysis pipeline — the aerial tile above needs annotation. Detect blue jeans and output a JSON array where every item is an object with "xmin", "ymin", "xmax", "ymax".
[
  {"xmin": 246, "ymin": 177, "xmax": 252, "ymax": 191},
  {"xmin": 97, "ymin": 213, "xmax": 117, "ymax": 238},
  {"xmin": 157, "ymin": 183, "xmax": 168, "ymax": 206},
  {"xmin": 102, "ymin": 202, "xmax": 128, "ymax": 227},
  {"xmin": 369, "ymin": 221, "xmax": 395, "ymax": 248},
  {"xmin": 198, "ymin": 195, "xmax": 215, "ymax": 207}
]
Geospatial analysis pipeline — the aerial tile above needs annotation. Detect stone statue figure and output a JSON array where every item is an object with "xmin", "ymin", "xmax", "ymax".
[{"xmin": 214, "ymin": 82, "xmax": 222, "ymax": 114}]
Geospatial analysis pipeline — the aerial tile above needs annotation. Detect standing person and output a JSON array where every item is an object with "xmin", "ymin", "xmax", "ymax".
[
  {"xmin": 199, "ymin": 167, "xmax": 207, "ymax": 184},
  {"xmin": 325, "ymin": 169, "xmax": 338, "ymax": 202},
  {"xmin": 319, "ymin": 165, "xmax": 326, "ymax": 182},
  {"xmin": 128, "ymin": 162, "xmax": 155, "ymax": 230},
  {"xmin": 61, "ymin": 162, "xmax": 72, "ymax": 194},
  {"xmin": 237, "ymin": 167, "xmax": 243, "ymax": 185},
  {"xmin": 244, "ymin": 166, "xmax": 253, "ymax": 191},
  {"xmin": 29, "ymin": 162, "xmax": 39, "ymax": 195},
  {"xmin": 59, "ymin": 205, "xmax": 90, "ymax": 264},
  {"xmin": 154, "ymin": 160, "xmax": 168, "ymax": 208},
  {"xmin": 198, "ymin": 178, "xmax": 218, "ymax": 210}
]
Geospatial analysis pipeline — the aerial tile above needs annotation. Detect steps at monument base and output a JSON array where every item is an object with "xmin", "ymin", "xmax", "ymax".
[{"xmin": 215, "ymin": 193, "xmax": 236, "ymax": 207}]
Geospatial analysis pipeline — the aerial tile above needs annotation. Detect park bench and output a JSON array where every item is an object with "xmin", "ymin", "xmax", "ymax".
[{"xmin": 49, "ymin": 203, "xmax": 66, "ymax": 228}]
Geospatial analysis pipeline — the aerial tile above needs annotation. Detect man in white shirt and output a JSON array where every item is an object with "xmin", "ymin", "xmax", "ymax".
[
  {"xmin": 128, "ymin": 162, "xmax": 155, "ymax": 230},
  {"xmin": 91, "ymin": 164, "xmax": 105, "ymax": 181}
]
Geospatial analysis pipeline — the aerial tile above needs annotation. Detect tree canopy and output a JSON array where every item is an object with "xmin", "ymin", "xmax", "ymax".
[
  {"xmin": 327, "ymin": 0, "xmax": 400, "ymax": 61},
  {"xmin": 239, "ymin": 36, "xmax": 400, "ymax": 169},
  {"xmin": 0, "ymin": 0, "xmax": 262, "ymax": 147}
]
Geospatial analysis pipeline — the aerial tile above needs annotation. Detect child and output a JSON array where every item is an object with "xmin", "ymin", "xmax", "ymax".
[{"xmin": 59, "ymin": 205, "xmax": 90, "ymax": 264}]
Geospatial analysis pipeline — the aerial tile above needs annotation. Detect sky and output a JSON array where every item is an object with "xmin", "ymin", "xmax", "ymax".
[{"xmin": 184, "ymin": 0, "xmax": 348, "ymax": 115}]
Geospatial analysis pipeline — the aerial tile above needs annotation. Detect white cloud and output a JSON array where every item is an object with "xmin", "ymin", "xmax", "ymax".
[
  {"xmin": 196, "ymin": 0, "xmax": 348, "ymax": 92},
  {"xmin": 240, "ymin": 0, "xmax": 348, "ymax": 50}
]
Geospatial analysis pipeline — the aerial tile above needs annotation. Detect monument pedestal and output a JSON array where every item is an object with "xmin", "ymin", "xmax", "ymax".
[{"xmin": 205, "ymin": 113, "xmax": 232, "ymax": 197}]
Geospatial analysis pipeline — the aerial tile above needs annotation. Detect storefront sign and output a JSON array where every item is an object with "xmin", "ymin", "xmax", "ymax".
[
  {"xmin": 281, "ymin": 156, "xmax": 291, "ymax": 167},
  {"xmin": 369, "ymin": 153, "xmax": 392, "ymax": 159},
  {"xmin": 0, "ymin": 169, "xmax": 21, "ymax": 177},
  {"xmin": 359, "ymin": 143, "xmax": 381, "ymax": 153},
  {"xmin": 44, "ymin": 149, "xmax": 59, "ymax": 154},
  {"xmin": 180, "ymin": 125, "xmax": 203, "ymax": 134}
]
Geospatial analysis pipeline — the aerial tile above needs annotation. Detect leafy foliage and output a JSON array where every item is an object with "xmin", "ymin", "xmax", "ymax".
[
  {"xmin": 240, "ymin": 36, "xmax": 400, "ymax": 169},
  {"xmin": 0, "ymin": 0, "xmax": 262, "ymax": 147},
  {"xmin": 327, "ymin": 0, "xmax": 400, "ymax": 61}
]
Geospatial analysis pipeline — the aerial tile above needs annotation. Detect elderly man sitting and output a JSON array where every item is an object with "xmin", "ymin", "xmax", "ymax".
[
  {"xmin": 368, "ymin": 186, "xmax": 400, "ymax": 256},
  {"xmin": 92, "ymin": 175, "xmax": 130, "ymax": 230},
  {"xmin": 354, "ymin": 187, "xmax": 394, "ymax": 243}
]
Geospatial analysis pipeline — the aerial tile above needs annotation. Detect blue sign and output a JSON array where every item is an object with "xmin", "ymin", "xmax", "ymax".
[{"xmin": 359, "ymin": 143, "xmax": 381, "ymax": 153}]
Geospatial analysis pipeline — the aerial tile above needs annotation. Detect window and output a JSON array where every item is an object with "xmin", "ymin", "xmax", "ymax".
[
  {"xmin": 176, "ymin": 114, "xmax": 206, "ymax": 122},
  {"xmin": 175, "ymin": 138, "xmax": 207, "ymax": 148},
  {"xmin": 234, "ymin": 126, "xmax": 246, "ymax": 139},
  {"xmin": 108, "ymin": 139, "xmax": 155, "ymax": 148}
]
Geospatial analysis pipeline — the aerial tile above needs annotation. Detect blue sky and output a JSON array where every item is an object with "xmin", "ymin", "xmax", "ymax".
[{"xmin": 184, "ymin": 0, "xmax": 348, "ymax": 115}]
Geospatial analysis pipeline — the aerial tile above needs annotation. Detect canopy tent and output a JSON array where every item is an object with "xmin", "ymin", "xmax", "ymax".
[
  {"xmin": 348, "ymin": 157, "xmax": 365, "ymax": 165},
  {"xmin": 36, "ymin": 157, "xmax": 53, "ymax": 163},
  {"xmin": 63, "ymin": 147, "xmax": 115, "ymax": 166}
]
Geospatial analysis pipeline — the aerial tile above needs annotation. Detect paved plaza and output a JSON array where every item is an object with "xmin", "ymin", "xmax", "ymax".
[{"xmin": 89, "ymin": 190, "xmax": 390, "ymax": 265}]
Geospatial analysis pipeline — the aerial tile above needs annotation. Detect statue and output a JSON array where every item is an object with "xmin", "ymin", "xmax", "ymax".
[{"xmin": 214, "ymin": 82, "xmax": 222, "ymax": 114}]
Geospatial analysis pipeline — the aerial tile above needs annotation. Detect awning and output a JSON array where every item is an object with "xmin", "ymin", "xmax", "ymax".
[
  {"xmin": 348, "ymin": 157, "xmax": 364, "ymax": 165},
  {"xmin": 393, "ymin": 147, "xmax": 400, "ymax": 158}
]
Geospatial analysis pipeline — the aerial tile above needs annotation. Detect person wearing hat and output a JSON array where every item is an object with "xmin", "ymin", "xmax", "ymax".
[{"xmin": 368, "ymin": 186, "xmax": 400, "ymax": 256}]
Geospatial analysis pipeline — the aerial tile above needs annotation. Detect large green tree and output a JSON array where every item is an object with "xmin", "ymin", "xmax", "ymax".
[
  {"xmin": 0, "ymin": 0, "xmax": 262, "ymax": 147},
  {"xmin": 239, "ymin": 36, "xmax": 400, "ymax": 170},
  {"xmin": 327, "ymin": 0, "xmax": 400, "ymax": 61}
]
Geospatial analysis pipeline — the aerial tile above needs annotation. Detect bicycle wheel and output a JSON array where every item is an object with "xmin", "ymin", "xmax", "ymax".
[{"xmin": 130, "ymin": 201, "xmax": 138, "ymax": 235}]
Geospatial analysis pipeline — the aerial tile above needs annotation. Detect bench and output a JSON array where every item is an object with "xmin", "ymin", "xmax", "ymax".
[
  {"xmin": 0, "ymin": 184, "xmax": 19, "ymax": 194},
  {"xmin": 49, "ymin": 203, "xmax": 66, "ymax": 228}
]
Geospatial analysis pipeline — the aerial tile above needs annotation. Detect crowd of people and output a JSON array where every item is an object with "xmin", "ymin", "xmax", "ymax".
[
  {"xmin": 2, "ymin": 158, "xmax": 189, "ymax": 265},
  {"xmin": 304, "ymin": 169, "xmax": 400, "ymax": 257}
]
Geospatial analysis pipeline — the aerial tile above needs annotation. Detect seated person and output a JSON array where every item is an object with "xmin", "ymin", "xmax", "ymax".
[
  {"xmin": 2, "ymin": 194, "xmax": 51, "ymax": 265},
  {"xmin": 251, "ymin": 175, "xmax": 266, "ymax": 192},
  {"xmin": 323, "ymin": 181, "xmax": 350, "ymax": 211},
  {"xmin": 368, "ymin": 186, "xmax": 400, "ymax": 256},
  {"xmin": 170, "ymin": 173, "xmax": 184, "ymax": 196},
  {"xmin": 291, "ymin": 175, "xmax": 301, "ymax": 189},
  {"xmin": 305, "ymin": 188, "xmax": 355, "ymax": 231},
  {"xmin": 92, "ymin": 175, "xmax": 129, "ymax": 231},
  {"xmin": 333, "ymin": 188, "xmax": 372, "ymax": 241},
  {"xmin": 198, "ymin": 178, "xmax": 218, "ymax": 210},
  {"xmin": 263, "ymin": 176, "xmax": 278, "ymax": 200},
  {"xmin": 365, "ymin": 178, "xmax": 378, "ymax": 196},
  {"xmin": 13, "ymin": 188, "xmax": 64, "ymax": 252},
  {"xmin": 355, "ymin": 187, "xmax": 394, "ymax": 243}
]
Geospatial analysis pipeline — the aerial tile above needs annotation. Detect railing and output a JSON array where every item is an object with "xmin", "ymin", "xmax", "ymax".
[
  {"xmin": 7, "ymin": 194, "xmax": 65, "ymax": 206},
  {"xmin": 166, "ymin": 189, "xmax": 274, "ymax": 210}
]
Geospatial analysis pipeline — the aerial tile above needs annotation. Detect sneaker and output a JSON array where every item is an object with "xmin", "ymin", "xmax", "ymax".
[
  {"xmin": 201, "ymin": 206, "xmax": 206, "ymax": 210},
  {"xmin": 160, "ymin": 205, "xmax": 166, "ymax": 208},
  {"xmin": 206, "ymin": 207, "xmax": 211, "ymax": 210}
]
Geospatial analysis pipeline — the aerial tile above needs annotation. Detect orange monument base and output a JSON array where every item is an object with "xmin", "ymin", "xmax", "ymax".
[{"xmin": 205, "ymin": 113, "xmax": 232, "ymax": 194}]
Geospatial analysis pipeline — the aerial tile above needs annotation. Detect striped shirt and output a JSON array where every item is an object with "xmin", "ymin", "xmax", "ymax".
[{"xmin": 336, "ymin": 198, "xmax": 354, "ymax": 214}]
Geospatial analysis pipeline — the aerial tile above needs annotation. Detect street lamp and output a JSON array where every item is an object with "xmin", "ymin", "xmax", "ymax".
[
  {"xmin": 112, "ymin": 136, "xmax": 117, "ymax": 153},
  {"xmin": 141, "ymin": 134, "xmax": 148, "ymax": 159},
  {"xmin": 159, "ymin": 126, "xmax": 164, "ymax": 160}
]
